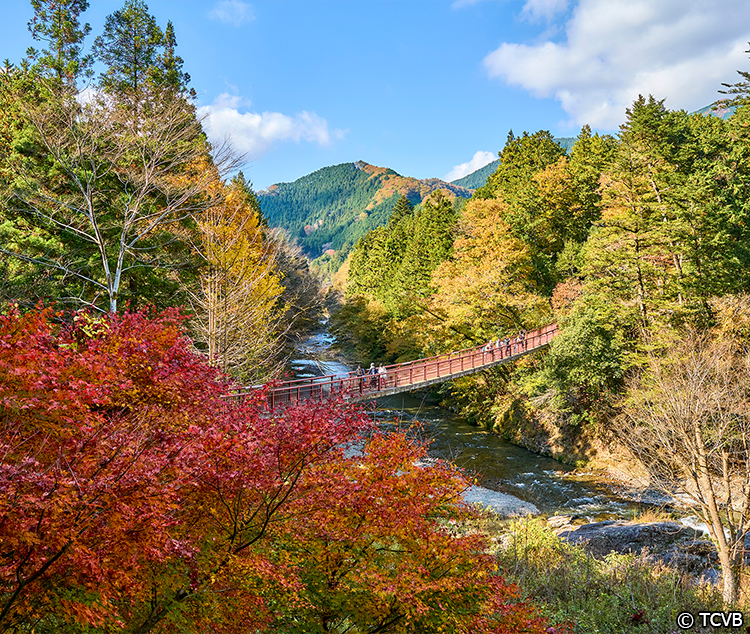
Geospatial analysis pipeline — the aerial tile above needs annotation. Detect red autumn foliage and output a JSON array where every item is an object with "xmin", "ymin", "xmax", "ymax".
[
  {"xmin": 259, "ymin": 429, "xmax": 549, "ymax": 633},
  {"xmin": 0, "ymin": 307, "xmax": 232, "ymax": 628},
  {"xmin": 0, "ymin": 307, "xmax": 547, "ymax": 633}
]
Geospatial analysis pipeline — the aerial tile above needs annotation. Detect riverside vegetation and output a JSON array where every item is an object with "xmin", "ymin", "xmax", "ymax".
[
  {"xmin": 2, "ymin": 0, "xmax": 750, "ymax": 630},
  {"xmin": 333, "ymin": 48, "xmax": 750, "ymax": 607}
]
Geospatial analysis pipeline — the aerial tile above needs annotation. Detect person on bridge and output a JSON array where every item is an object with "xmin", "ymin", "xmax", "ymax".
[
  {"xmin": 378, "ymin": 363, "xmax": 387, "ymax": 389},
  {"xmin": 504, "ymin": 336, "xmax": 511, "ymax": 356},
  {"xmin": 355, "ymin": 364, "xmax": 365, "ymax": 390},
  {"xmin": 368, "ymin": 363, "xmax": 378, "ymax": 388}
]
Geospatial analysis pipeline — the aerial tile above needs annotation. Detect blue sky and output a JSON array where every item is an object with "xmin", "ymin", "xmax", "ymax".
[{"xmin": 2, "ymin": 0, "xmax": 749, "ymax": 190}]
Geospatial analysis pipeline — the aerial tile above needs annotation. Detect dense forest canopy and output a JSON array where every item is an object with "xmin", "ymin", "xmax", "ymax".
[
  {"xmin": 258, "ymin": 160, "xmax": 472, "ymax": 276},
  {"xmin": 0, "ymin": 2, "xmax": 561, "ymax": 632},
  {"xmin": 336, "ymin": 82, "xmax": 750, "ymax": 603}
]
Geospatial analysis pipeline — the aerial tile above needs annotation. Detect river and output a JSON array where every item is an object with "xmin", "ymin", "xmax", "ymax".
[{"xmin": 291, "ymin": 328, "xmax": 643, "ymax": 520}]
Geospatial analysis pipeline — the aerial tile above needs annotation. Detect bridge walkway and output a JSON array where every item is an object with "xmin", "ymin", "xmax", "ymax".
[{"xmin": 232, "ymin": 323, "xmax": 558, "ymax": 409}]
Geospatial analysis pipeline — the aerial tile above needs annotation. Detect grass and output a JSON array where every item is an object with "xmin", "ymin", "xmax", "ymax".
[{"xmin": 496, "ymin": 518, "xmax": 737, "ymax": 634}]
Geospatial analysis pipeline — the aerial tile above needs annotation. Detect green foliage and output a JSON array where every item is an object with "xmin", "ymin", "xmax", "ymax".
[
  {"xmin": 259, "ymin": 162, "xmax": 395, "ymax": 260},
  {"xmin": 450, "ymin": 158, "xmax": 500, "ymax": 189},
  {"xmin": 27, "ymin": 0, "xmax": 92, "ymax": 84},
  {"xmin": 259, "ymin": 162, "xmax": 471, "ymax": 269},
  {"xmin": 583, "ymin": 96, "xmax": 750, "ymax": 328},
  {"xmin": 539, "ymin": 298, "xmax": 627, "ymax": 412},
  {"xmin": 395, "ymin": 191, "xmax": 457, "ymax": 304},
  {"xmin": 0, "ymin": 5, "xmax": 209, "ymax": 313},
  {"xmin": 566, "ymin": 125, "xmax": 617, "ymax": 242},
  {"xmin": 449, "ymin": 138, "xmax": 578, "ymax": 190},
  {"xmin": 473, "ymin": 130, "xmax": 566, "ymax": 202},
  {"xmin": 330, "ymin": 295, "xmax": 392, "ymax": 363},
  {"xmin": 498, "ymin": 519, "xmax": 728, "ymax": 634},
  {"xmin": 93, "ymin": 0, "xmax": 165, "ymax": 99},
  {"xmin": 347, "ymin": 192, "xmax": 456, "ymax": 316}
]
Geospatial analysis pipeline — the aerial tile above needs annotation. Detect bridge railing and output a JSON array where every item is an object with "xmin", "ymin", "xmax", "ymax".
[{"xmin": 234, "ymin": 323, "xmax": 558, "ymax": 409}]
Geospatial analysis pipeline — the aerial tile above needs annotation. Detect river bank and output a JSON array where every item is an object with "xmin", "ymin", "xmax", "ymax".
[{"xmin": 290, "ymin": 323, "xmax": 656, "ymax": 520}]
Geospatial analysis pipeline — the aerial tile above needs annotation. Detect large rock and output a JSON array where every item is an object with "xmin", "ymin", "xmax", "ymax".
[
  {"xmin": 555, "ymin": 520, "xmax": 716, "ymax": 576},
  {"xmin": 557, "ymin": 520, "xmax": 700, "ymax": 554},
  {"xmin": 462, "ymin": 485, "xmax": 539, "ymax": 518}
]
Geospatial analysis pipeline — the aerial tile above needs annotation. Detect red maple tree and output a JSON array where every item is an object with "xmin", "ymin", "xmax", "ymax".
[{"xmin": 0, "ymin": 307, "xmax": 548, "ymax": 633}]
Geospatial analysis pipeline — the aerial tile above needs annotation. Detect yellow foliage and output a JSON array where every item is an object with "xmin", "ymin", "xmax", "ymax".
[
  {"xmin": 427, "ymin": 197, "xmax": 550, "ymax": 348},
  {"xmin": 191, "ymin": 176, "xmax": 286, "ymax": 381}
]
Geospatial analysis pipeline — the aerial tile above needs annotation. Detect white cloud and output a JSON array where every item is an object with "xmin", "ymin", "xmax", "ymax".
[
  {"xmin": 521, "ymin": 0, "xmax": 569, "ymax": 22},
  {"xmin": 444, "ymin": 150, "xmax": 497, "ymax": 182},
  {"xmin": 208, "ymin": 0, "xmax": 255, "ymax": 26},
  {"xmin": 483, "ymin": 0, "xmax": 750, "ymax": 129},
  {"xmin": 198, "ymin": 93, "xmax": 344, "ymax": 159}
]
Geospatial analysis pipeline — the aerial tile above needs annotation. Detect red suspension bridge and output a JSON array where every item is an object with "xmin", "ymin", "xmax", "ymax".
[{"xmin": 233, "ymin": 323, "xmax": 559, "ymax": 409}]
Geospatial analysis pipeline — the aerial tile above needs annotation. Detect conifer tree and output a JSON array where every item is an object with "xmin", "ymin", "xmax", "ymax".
[
  {"xmin": 149, "ymin": 20, "xmax": 194, "ymax": 97},
  {"xmin": 720, "ymin": 42, "xmax": 750, "ymax": 106},
  {"xmin": 26, "ymin": 0, "xmax": 92, "ymax": 86},
  {"xmin": 93, "ymin": 0, "xmax": 164, "ymax": 107},
  {"xmin": 395, "ymin": 190, "xmax": 456, "ymax": 308}
]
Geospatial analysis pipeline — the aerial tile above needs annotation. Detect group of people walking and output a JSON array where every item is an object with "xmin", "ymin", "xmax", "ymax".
[
  {"xmin": 353, "ymin": 362, "xmax": 388, "ymax": 390},
  {"xmin": 482, "ymin": 330, "xmax": 527, "ymax": 358}
]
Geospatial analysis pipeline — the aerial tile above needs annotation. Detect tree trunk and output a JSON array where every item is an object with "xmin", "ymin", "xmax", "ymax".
[{"xmin": 719, "ymin": 550, "xmax": 739, "ymax": 605}]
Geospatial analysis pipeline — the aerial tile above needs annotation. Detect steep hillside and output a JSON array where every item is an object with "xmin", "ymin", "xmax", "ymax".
[
  {"xmin": 258, "ymin": 161, "xmax": 472, "ymax": 263},
  {"xmin": 451, "ymin": 159, "xmax": 500, "ymax": 189}
]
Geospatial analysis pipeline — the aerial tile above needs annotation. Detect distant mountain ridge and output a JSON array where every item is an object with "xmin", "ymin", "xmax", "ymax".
[
  {"xmin": 450, "ymin": 137, "xmax": 577, "ymax": 189},
  {"xmin": 450, "ymin": 160, "xmax": 500, "ymax": 189},
  {"xmin": 258, "ymin": 161, "xmax": 472, "ymax": 264}
]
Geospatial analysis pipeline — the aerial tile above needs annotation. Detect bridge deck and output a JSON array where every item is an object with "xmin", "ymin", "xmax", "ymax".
[{"xmin": 231, "ymin": 324, "xmax": 558, "ymax": 409}]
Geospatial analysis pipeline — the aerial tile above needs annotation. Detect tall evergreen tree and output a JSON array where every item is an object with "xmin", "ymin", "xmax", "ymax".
[
  {"xmin": 149, "ymin": 20, "xmax": 194, "ymax": 97},
  {"xmin": 720, "ymin": 42, "xmax": 750, "ymax": 106},
  {"xmin": 395, "ymin": 190, "xmax": 457, "ymax": 308},
  {"xmin": 26, "ymin": 0, "xmax": 92, "ymax": 86},
  {"xmin": 92, "ymin": 0, "xmax": 164, "ymax": 104},
  {"xmin": 389, "ymin": 195, "xmax": 414, "ymax": 225}
]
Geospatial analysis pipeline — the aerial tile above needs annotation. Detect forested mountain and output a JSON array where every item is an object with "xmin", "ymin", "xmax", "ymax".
[
  {"xmin": 258, "ymin": 161, "xmax": 472, "ymax": 271},
  {"xmin": 450, "ymin": 159, "xmax": 500, "ymax": 189}
]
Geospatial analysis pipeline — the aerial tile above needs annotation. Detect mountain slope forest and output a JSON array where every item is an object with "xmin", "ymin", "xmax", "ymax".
[
  {"xmin": 259, "ymin": 138, "xmax": 578, "ymax": 275},
  {"xmin": 259, "ymin": 160, "xmax": 472, "ymax": 274},
  {"xmin": 335, "ymin": 88, "xmax": 750, "ymax": 603},
  {"xmin": 0, "ymin": 1, "xmax": 560, "ymax": 632}
]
